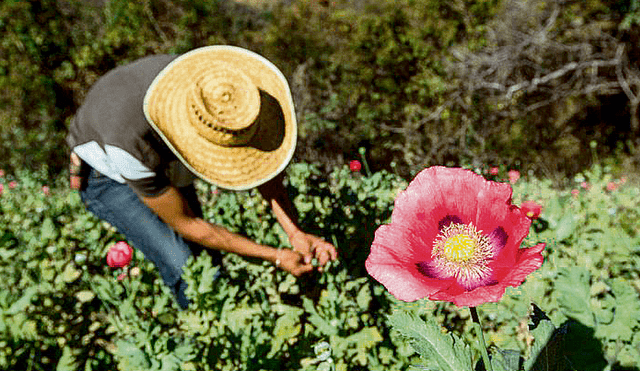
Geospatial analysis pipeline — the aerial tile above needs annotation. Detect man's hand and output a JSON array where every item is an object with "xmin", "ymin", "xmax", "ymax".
[
  {"xmin": 275, "ymin": 249, "xmax": 314, "ymax": 276},
  {"xmin": 289, "ymin": 232, "xmax": 338, "ymax": 272}
]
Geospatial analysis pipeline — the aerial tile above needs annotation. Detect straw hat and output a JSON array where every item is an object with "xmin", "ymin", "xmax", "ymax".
[{"xmin": 143, "ymin": 45, "xmax": 297, "ymax": 190}]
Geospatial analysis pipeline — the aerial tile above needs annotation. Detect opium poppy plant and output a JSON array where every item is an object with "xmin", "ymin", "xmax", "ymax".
[
  {"xmin": 520, "ymin": 200, "xmax": 542, "ymax": 219},
  {"xmin": 366, "ymin": 166, "xmax": 545, "ymax": 307}
]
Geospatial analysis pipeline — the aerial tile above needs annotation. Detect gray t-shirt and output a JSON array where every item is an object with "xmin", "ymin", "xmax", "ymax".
[{"xmin": 66, "ymin": 54, "xmax": 196, "ymax": 197}]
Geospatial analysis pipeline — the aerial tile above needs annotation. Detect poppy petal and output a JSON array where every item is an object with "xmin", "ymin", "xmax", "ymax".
[{"xmin": 366, "ymin": 225, "xmax": 448, "ymax": 301}]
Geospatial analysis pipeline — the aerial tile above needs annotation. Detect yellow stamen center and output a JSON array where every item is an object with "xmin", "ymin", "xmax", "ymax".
[
  {"xmin": 428, "ymin": 222, "xmax": 496, "ymax": 289},
  {"xmin": 443, "ymin": 234, "xmax": 475, "ymax": 262}
]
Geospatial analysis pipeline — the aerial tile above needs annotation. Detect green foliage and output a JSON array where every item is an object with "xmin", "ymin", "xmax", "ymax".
[
  {"xmin": 0, "ymin": 163, "xmax": 413, "ymax": 370},
  {"xmin": 620, "ymin": 0, "xmax": 640, "ymax": 30},
  {"xmin": 388, "ymin": 309, "xmax": 473, "ymax": 371},
  {"xmin": 2, "ymin": 160, "xmax": 640, "ymax": 370},
  {"xmin": 489, "ymin": 165, "xmax": 640, "ymax": 369}
]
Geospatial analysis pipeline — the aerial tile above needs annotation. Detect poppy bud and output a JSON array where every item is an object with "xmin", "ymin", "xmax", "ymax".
[{"xmin": 106, "ymin": 242, "xmax": 133, "ymax": 268}]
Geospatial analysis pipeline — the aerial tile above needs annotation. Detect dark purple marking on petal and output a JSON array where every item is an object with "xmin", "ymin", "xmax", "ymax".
[
  {"xmin": 438, "ymin": 215, "xmax": 463, "ymax": 231},
  {"xmin": 488, "ymin": 226, "xmax": 508, "ymax": 252},
  {"xmin": 416, "ymin": 261, "xmax": 439, "ymax": 278},
  {"xmin": 458, "ymin": 271, "xmax": 497, "ymax": 290}
]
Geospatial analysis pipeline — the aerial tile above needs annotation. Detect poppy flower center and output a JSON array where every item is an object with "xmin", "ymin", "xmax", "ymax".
[
  {"xmin": 428, "ymin": 222, "xmax": 496, "ymax": 289},
  {"xmin": 443, "ymin": 234, "xmax": 475, "ymax": 262}
]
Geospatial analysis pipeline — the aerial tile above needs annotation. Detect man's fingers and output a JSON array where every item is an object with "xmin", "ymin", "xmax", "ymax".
[
  {"xmin": 294, "ymin": 263, "xmax": 313, "ymax": 276},
  {"xmin": 314, "ymin": 242, "xmax": 338, "ymax": 262},
  {"xmin": 316, "ymin": 249, "xmax": 330, "ymax": 266}
]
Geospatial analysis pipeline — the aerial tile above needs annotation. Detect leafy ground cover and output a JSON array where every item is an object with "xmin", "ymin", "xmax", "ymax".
[{"xmin": 0, "ymin": 162, "xmax": 639, "ymax": 370}]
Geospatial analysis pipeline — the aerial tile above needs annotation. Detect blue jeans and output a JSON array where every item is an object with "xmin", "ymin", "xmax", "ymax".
[{"xmin": 80, "ymin": 167, "xmax": 221, "ymax": 309}]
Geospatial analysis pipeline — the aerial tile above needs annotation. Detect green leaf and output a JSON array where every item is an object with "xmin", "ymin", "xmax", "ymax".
[
  {"xmin": 387, "ymin": 309, "xmax": 473, "ymax": 371},
  {"xmin": 115, "ymin": 340, "xmax": 151, "ymax": 369},
  {"xmin": 56, "ymin": 346, "xmax": 78, "ymax": 371},
  {"xmin": 41, "ymin": 217, "xmax": 58, "ymax": 242},
  {"xmin": 59, "ymin": 263, "xmax": 82, "ymax": 283},
  {"xmin": 596, "ymin": 278, "xmax": 640, "ymax": 341},
  {"xmin": 6, "ymin": 286, "xmax": 38, "ymax": 315},
  {"xmin": 268, "ymin": 310, "xmax": 302, "ymax": 356},
  {"xmin": 0, "ymin": 247, "xmax": 17, "ymax": 259},
  {"xmin": 525, "ymin": 304, "xmax": 557, "ymax": 371},
  {"xmin": 555, "ymin": 267, "xmax": 594, "ymax": 327},
  {"xmin": 490, "ymin": 349, "xmax": 523, "ymax": 371},
  {"xmin": 302, "ymin": 297, "xmax": 339, "ymax": 336},
  {"xmin": 75, "ymin": 290, "xmax": 95, "ymax": 303},
  {"xmin": 159, "ymin": 354, "xmax": 182, "ymax": 371},
  {"xmin": 555, "ymin": 213, "xmax": 578, "ymax": 242},
  {"xmin": 356, "ymin": 284, "xmax": 372, "ymax": 310}
]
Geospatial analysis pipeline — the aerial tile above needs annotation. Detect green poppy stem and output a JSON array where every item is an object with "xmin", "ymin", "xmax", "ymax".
[
  {"xmin": 358, "ymin": 147, "xmax": 372, "ymax": 177},
  {"xmin": 470, "ymin": 306, "xmax": 493, "ymax": 371}
]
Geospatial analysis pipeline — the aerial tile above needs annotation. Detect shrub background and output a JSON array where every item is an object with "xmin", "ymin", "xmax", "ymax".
[{"xmin": 1, "ymin": 0, "xmax": 639, "ymax": 182}]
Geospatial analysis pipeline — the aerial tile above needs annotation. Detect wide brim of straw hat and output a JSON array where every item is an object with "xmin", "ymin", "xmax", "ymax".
[{"xmin": 143, "ymin": 45, "xmax": 297, "ymax": 191}]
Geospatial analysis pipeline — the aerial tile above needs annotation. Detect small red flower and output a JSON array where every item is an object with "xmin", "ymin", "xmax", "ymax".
[
  {"xmin": 571, "ymin": 189, "xmax": 580, "ymax": 197},
  {"xmin": 349, "ymin": 160, "xmax": 362, "ymax": 172},
  {"xmin": 507, "ymin": 170, "xmax": 520, "ymax": 184},
  {"xmin": 490, "ymin": 167, "xmax": 500, "ymax": 176},
  {"xmin": 8, "ymin": 181, "xmax": 17, "ymax": 189},
  {"xmin": 606, "ymin": 182, "xmax": 618, "ymax": 192},
  {"xmin": 580, "ymin": 181, "xmax": 590, "ymax": 190},
  {"xmin": 365, "ymin": 166, "xmax": 545, "ymax": 307},
  {"xmin": 0, "ymin": 184, "xmax": 3, "ymax": 196},
  {"xmin": 42, "ymin": 186, "xmax": 50, "ymax": 196},
  {"xmin": 520, "ymin": 200, "xmax": 542, "ymax": 219},
  {"xmin": 106, "ymin": 241, "xmax": 133, "ymax": 268}
]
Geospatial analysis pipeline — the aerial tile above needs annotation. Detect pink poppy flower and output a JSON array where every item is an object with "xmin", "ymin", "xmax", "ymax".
[
  {"xmin": 507, "ymin": 170, "xmax": 520, "ymax": 184},
  {"xmin": 580, "ymin": 181, "xmax": 590, "ymax": 190},
  {"xmin": 8, "ymin": 181, "xmax": 17, "ymax": 189},
  {"xmin": 349, "ymin": 160, "xmax": 362, "ymax": 172},
  {"xmin": 571, "ymin": 189, "xmax": 580, "ymax": 197},
  {"xmin": 365, "ymin": 166, "xmax": 545, "ymax": 307},
  {"xmin": 42, "ymin": 186, "xmax": 50, "ymax": 196},
  {"xmin": 106, "ymin": 241, "xmax": 133, "ymax": 268},
  {"xmin": 520, "ymin": 200, "xmax": 542, "ymax": 219},
  {"xmin": 0, "ymin": 184, "xmax": 3, "ymax": 196},
  {"xmin": 490, "ymin": 167, "xmax": 500, "ymax": 176},
  {"xmin": 606, "ymin": 182, "xmax": 618, "ymax": 192}
]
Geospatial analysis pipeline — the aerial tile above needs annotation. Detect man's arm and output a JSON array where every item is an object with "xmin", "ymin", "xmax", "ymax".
[
  {"xmin": 141, "ymin": 186, "xmax": 313, "ymax": 276},
  {"xmin": 258, "ymin": 173, "xmax": 338, "ymax": 270}
]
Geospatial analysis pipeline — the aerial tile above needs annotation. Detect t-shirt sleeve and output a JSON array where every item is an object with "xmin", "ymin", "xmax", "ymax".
[{"xmin": 101, "ymin": 144, "xmax": 170, "ymax": 197}]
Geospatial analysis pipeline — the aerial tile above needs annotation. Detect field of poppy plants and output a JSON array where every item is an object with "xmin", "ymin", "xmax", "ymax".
[{"xmin": 0, "ymin": 161, "xmax": 639, "ymax": 371}]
